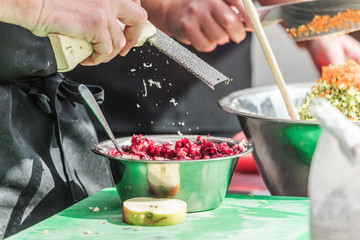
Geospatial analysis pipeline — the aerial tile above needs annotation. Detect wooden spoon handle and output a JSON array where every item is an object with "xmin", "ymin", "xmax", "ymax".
[{"xmin": 242, "ymin": 0, "xmax": 299, "ymax": 120}]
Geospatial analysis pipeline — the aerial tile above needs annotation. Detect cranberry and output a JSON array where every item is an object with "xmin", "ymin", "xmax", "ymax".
[{"xmin": 109, "ymin": 135, "xmax": 243, "ymax": 160}]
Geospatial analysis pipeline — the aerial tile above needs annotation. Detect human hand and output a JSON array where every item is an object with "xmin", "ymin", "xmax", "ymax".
[
  {"xmin": 29, "ymin": 0, "xmax": 147, "ymax": 65},
  {"xmin": 143, "ymin": 0, "xmax": 251, "ymax": 52},
  {"xmin": 303, "ymin": 33, "xmax": 360, "ymax": 72}
]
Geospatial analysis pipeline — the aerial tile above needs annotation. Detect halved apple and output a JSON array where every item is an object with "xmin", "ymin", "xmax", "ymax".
[{"xmin": 123, "ymin": 197, "xmax": 187, "ymax": 226}]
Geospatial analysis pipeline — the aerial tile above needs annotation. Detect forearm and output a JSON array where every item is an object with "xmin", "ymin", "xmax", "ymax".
[
  {"xmin": 141, "ymin": 0, "xmax": 171, "ymax": 34},
  {"xmin": 0, "ymin": 0, "xmax": 41, "ymax": 31}
]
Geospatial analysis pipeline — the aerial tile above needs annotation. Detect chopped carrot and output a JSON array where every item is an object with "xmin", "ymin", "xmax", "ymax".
[
  {"xmin": 317, "ymin": 60, "xmax": 360, "ymax": 90},
  {"xmin": 287, "ymin": 8, "xmax": 360, "ymax": 39}
]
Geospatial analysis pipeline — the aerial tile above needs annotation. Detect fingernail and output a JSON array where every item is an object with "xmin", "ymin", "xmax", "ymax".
[{"xmin": 218, "ymin": 39, "xmax": 230, "ymax": 45}]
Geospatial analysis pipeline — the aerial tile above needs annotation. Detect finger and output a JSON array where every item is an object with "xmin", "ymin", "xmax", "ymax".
[
  {"xmin": 103, "ymin": 18, "xmax": 126, "ymax": 62},
  {"xmin": 119, "ymin": 23, "xmax": 144, "ymax": 56},
  {"xmin": 115, "ymin": 0, "xmax": 147, "ymax": 55},
  {"xmin": 167, "ymin": 29, "xmax": 192, "ymax": 45},
  {"xmin": 175, "ymin": 37, "xmax": 192, "ymax": 46},
  {"xmin": 320, "ymin": 35, "xmax": 346, "ymax": 66},
  {"xmin": 82, "ymin": 24, "xmax": 113, "ymax": 65},
  {"xmin": 169, "ymin": 19, "xmax": 193, "ymax": 45},
  {"xmin": 115, "ymin": 0, "xmax": 147, "ymax": 25},
  {"xmin": 200, "ymin": 14, "xmax": 230, "ymax": 45},
  {"xmin": 132, "ymin": 0, "xmax": 141, "ymax": 5},
  {"xmin": 211, "ymin": 1, "xmax": 246, "ymax": 43},
  {"xmin": 307, "ymin": 35, "xmax": 345, "ymax": 71},
  {"xmin": 225, "ymin": 0, "xmax": 253, "ymax": 29},
  {"xmin": 325, "ymin": 44, "xmax": 346, "ymax": 66},
  {"xmin": 342, "ymin": 35, "xmax": 360, "ymax": 64},
  {"xmin": 165, "ymin": 14, "xmax": 215, "ymax": 52},
  {"xmin": 183, "ymin": 22, "xmax": 216, "ymax": 52}
]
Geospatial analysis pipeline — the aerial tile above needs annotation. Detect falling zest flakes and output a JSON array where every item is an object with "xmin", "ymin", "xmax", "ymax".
[
  {"xmin": 148, "ymin": 79, "xmax": 162, "ymax": 88},
  {"xmin": 42, "ymin": 230, "xmax": 49, "ymax": 234},
  {"xmin": 84, "ymin": 230, "xmax": 92, "ymax": 235},
  {"xmin": 287, "ymin": 8, "xmax": 360, "ymax": 39},
  {"xmin": 170, "ymin": 98, "xmax": 178, "ymax": 106},
  {"xmin": 142, "ymin": 80, "xmax": 148, "ymax": 97},
  {"xmin": 143, "ymin": 62, "xmax": 153, "ymax": 68},
  {"xmin": 92, "ymin": 207, "xmax": 100, "ymax": 212}
]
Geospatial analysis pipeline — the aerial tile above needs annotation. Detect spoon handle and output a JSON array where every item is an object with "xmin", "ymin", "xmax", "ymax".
[
  {"xmin": 242, "ymin": 0, "xmax": 299, "ymax": 120},
  {"xmin": 78, "ymin": 84, "xmax": 123, "ymax": 154}
]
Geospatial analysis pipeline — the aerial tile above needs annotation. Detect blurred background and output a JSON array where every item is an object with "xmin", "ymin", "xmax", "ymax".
[{"xmin": 251, "ymin": 24, "xmax": 319, "ymax": 87}]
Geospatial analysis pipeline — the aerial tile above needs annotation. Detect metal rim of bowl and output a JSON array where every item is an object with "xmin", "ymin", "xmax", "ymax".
[
  {"xmin": 91, "ymin": 134, "xmax": 253, "ymax": 164},
  {"xmin": 218, "ymin": 82, "xmax": 321, "ymax": 126}
]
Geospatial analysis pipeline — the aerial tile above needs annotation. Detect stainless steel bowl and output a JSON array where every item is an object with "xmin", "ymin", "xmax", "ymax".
[
  {"xmin": 219, "ymin": 82, "xmax": 320, "ymax": 197},
  {"xmin": 92, "ymin": 134, "xmax": 253, "ymax": 212}
]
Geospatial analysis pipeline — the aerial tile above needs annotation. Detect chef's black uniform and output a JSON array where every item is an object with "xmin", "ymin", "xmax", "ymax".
[{"xmin": 0, "ymin": 23, "xmax": 113, "ymax": 239}]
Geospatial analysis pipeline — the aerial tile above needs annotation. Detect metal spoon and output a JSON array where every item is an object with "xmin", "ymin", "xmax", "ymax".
[{"xmin": 78, "ymin": 84, "xmax": 122, "ymax": 155}]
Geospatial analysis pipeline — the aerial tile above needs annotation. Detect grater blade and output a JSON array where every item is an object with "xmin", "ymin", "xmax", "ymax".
[
  {"xmin": 282, "ymin": 0, "xmax": 360, "ymax": 41},
  {"xmin": 147, "ymin": 29, "xmax": 229, "ymax": 90},
  {"xmin": 245, "ymin": 0, "xmax": 360, "ymax": 41}
]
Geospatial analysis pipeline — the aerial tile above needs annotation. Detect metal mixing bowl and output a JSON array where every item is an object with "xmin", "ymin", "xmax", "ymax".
[
  {"xmin": 219, "ymin": 82, "xmax": 320, "ymax": 197},
  {"xmin": 92, "ymin": 134, "xmax": 253, "ymax": 212}
]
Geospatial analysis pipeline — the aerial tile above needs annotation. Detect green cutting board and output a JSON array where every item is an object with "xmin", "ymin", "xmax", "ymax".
[{"xmin": 8, "ymin": 188, "xmax": 310, "ymax": 240}]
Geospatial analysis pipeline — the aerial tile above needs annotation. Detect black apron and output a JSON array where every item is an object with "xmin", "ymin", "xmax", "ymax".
[
  {"xmin": 65, "ymin": 35, "xmax": 252, "ymax": 140},
  {"xmin": 0, "ymin": 23, "xmax": 113, "ymax": 239}
]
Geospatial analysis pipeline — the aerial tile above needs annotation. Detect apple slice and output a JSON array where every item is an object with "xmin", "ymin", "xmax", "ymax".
[{"xmin": 123, "ymin": 197, "xmax": 187, "ymax": 226}]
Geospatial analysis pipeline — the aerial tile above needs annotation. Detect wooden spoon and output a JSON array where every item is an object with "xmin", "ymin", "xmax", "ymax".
[{"xmin": 242, "ymin": 0, "xmax": 299, "ymax": 120}]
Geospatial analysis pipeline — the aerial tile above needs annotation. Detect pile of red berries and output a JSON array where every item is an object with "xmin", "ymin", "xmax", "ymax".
[{"xmin": 109, "ymin": 134, "xmax": 243, "ymax": 160}]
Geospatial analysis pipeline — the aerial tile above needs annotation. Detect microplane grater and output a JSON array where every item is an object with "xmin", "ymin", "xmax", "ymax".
[{"xmin": 147, "ymin": 30, "xmax": 229, "ymax": 90}]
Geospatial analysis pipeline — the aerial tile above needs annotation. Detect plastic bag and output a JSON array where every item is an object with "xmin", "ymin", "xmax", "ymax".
[{"xmin": 309, "ymin": 98, "xmax": 360, "ymax": 240}]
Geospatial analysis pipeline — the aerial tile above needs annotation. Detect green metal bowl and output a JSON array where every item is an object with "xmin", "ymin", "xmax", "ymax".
[
  {"xmin": 219, "ymin": 83, "xmax": 320, "ymax": 197},
  {"xmin": 92, "ymin": 134, "xmax": 253, "ymax": 212}
]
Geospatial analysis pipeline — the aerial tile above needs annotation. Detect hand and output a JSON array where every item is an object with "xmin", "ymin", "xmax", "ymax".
[
  {"xmin": 30, "ymin": 0, "xmax": 147, "ymax": 65},
  {"xmin": 303, "ymin": 33, "xmax": 360, "ymax": 72},
  {"xmin": 143, "ymin": 0, "xmax": 250, "ymax": 52}
]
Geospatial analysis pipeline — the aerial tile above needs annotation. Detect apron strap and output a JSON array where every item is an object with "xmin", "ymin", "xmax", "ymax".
[
  {"xmin": 42, "ymin": 73, "xmax": 104, "ymax": 203},
  {"xmin": 57, "ymin": 73, "xmax": 104, "ymax": 105}
]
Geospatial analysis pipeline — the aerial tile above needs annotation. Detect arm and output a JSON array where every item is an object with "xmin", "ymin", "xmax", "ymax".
[
  {"xmin": 301, "ymin": 33, "xmax": 360, "ymax": 72},
  {"xmin": 141, "ymin": 0, "xmax": 312, "ymax": 52},
  {"xmin": 0, "ymin": 0, "xmax": 147, "ymax": 64},
  {"xmin": 0, "ymin": 0, "xmax": 41, "ymax": 30},
  {"xmin": 142, "ymin": 0, "xmax": 247, "ymax": 52}
]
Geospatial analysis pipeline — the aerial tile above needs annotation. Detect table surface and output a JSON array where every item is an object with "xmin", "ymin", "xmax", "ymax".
[{"xmin": 8, "ymin": 187, "xmax": 310, "ymax": 240}]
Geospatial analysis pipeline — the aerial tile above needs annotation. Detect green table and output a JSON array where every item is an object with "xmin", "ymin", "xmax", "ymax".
[{"xmin": 8, "ymin": 188, "xmax": 310, "ymax": 240}]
